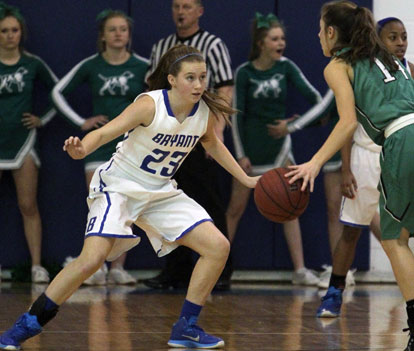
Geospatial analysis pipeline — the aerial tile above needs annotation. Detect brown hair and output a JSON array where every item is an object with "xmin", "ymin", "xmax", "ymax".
[
  {"xmin": 321, "ymin": 0, "xmax": 397, "ymax": 70},
  {"xmin": 96, "ymin": 10, "xmax": 133, "ymax": 53},
  {"xmin": 249, "ymin": 18, "xmax": 285, "ymax": 61},
  {"xmin": 147, "ymin": 44, "xmax": 234, "ymax": 123},
  {"xmin": 0, "ymin": 3, "xmax": 27, "ymax": 52}
]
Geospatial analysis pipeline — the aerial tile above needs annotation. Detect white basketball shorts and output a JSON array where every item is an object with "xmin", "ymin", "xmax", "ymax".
[
  {"xmin": 339, "ymin": 143, "xmax": 380, "ymax": 227},
  {"xmin": 84, "ymin": 161, "xmax": 212, "ymax": 261}
]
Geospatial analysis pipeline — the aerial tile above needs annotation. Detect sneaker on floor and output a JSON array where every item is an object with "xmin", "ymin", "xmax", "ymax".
[
  {"xmin": 404, "ymin": 320, "xmax": 414, "ymax": 351},
  {"xmin": 346, "ymin": 268, "xmax": 356, "ymax": 287},
  {"xmin": 316, "ymin": 286, "xmax": 343, "ymax": 318},
  {"xmin": 168, "ymin": 317, "xmax": 224, "ymax": 349},
  {"xmin": 108, "ymin": 268, "xmax": 136, "ymax": 285},
  {"xmin": 31, "ymin": 265, "xmax": 50, "ymax": 284},
  {"xmin": 317, "ymin": 265, "xmax": 332, "ymax": 289},
  {"xmin": 292, "ymin": 268, "xmax": 320, "ymax": 286},
  {"xmin": 83, "ymin": 264, "xmax": 107, "ymax": 286},
  {"xmin": 0, "ymin": 312, "xmax": 42, "ymax": 350}
]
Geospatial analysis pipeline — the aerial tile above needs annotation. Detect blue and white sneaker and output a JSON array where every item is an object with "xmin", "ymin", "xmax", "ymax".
[
  {"xmin": 0, "ymin": 313, "xmax": 42, "ymax": 350},
  {"xmin": 168, "ymin": 316, "xmax": 224, "ymax": 349},
  {"xmin": 316, "ymin": 286, "xmax": 343, "ymax": 318}
]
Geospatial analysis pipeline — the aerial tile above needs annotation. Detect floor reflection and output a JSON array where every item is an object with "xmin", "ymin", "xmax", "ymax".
[{"xmin": 0, "ymin": 282, "xmax": 408, "ymax": 350}]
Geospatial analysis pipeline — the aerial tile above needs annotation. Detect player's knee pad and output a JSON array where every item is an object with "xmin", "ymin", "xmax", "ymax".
[{"xmin": 29, "ymin": 293, "xmax": 59, "ymax": 326}]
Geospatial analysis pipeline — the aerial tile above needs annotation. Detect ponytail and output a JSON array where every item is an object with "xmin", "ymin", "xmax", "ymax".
[{"xmin": 322, "ymin": 1, "xmax": 397, "ymax": 71}]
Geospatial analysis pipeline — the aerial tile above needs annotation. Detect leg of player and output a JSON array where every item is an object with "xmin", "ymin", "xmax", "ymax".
[
  {"xmin": 225, "ymin": 178, "xmax": 251, "ymax": 243},
  {"xmin": 318, "ymin": 171, "xmax": 344, "ymax": 288},
  {"xmin": 0, "ymin": 236, "xmax": 115, "ymax": 350},
  {"xmin": 317, "ymin": 225, "xmax": 362, "ymax": 318},
  {"xmin": 323, "ymin": 171, "xmax": 344, "ymax": 254},
  {"xmin": 168, "ymin": 221, "xmax": 229, "ymax": 349},
  {"xmin": 369, "ymin": 212, "xmax": 381, "ymax": 241},
  {"xmin": 381, "ymin": 228, "xmax": 414, "ymax": 350}
]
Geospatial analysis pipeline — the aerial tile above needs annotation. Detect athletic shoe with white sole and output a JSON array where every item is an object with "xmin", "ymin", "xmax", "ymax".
[
  {"xmin": 107, "ymin": 268, "xmax": 136, "ymax": 285},
  {"xmin": 316, "ymin": 286, "xmax": 343, "ymax": 318},
  {"xmin": 31, "ymin": 265, "xmax": 50, "ymax": 284},
  {"xmin": 0, "ymin": 313, "xmax": 42, "ymax": 350},
  {"xmin": 168, "ymin": 317, "xmax": 224, "ymax": 349}
]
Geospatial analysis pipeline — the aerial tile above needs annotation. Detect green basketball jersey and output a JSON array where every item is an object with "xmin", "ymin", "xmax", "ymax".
[{"xmin": 352, "ymin": 57, "xmax": 414, "ymax": 145}]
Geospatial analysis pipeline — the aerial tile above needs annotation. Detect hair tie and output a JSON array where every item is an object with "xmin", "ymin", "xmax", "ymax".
[
  {"xmin": 377, "ymin": 17, "xmax": 401, "ymax": 34},
  {"xmin": 169, "ymin": 53, "xmax": 204, "ymax": 72},
  {"xmin": 96, "ymin": 8, "xmax": 133, "ymax": 24},
  {"xmin": 255, "ymin": 12, "xmax": 279, "ymax": 29}
]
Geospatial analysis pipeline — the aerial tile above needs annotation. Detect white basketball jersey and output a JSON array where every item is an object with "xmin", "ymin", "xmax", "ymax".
[
  {"xmin": 113, "ymin": 89, "xmax": 210, "ymax": 185},
  {"xmin": 353, "ymin": 123, "xmax": 381, "ymax": 153}
]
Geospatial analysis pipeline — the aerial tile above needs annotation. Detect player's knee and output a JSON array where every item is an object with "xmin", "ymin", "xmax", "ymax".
[
  {"xmin": 77, "ymin": 253, "xmax": 106, "ymax": 276},
  {"xmin": 214, "ymin": 235, "xmax": 230, "ymax": 262},
  {"xmin": 18, "ymin": 199, "xmax": 39, "ymax": 217}
]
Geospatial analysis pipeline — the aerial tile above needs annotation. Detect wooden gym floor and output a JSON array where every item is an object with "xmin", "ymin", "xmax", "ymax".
[{"xmin": 0, "ymin": 282, "xmax": 409, "ymax": 350}]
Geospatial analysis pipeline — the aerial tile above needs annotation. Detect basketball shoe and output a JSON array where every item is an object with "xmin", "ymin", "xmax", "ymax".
[
  {"xmin": 0, "ymin": 313, "xmax": 42, "ymax": 350},
  {"xmin": 168, "ymin": 316, "xmax": 224, "ymax": 349},
  {"xmin": 404, "ymin": 320, "xmax": 414, "ymax": 351},
  {"xmin": 292, "ymin": 267, "xmax": 320, "ymax": 286},
  {"xmin": 31, "ymin": 265, "xmax": 50, "ymax": 284},
  {"xmin": 107, "ymin": 268, "xmax": 136, "ymax": 285},
  {"xmin": 316, "ymin": 286, "xmax": 343, "ymax": 317}
]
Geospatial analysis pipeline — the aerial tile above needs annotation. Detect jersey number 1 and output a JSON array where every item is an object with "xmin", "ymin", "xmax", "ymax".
[{"xmin": 375, "ymin": 58, "xmax": 409, "ymax": 83}]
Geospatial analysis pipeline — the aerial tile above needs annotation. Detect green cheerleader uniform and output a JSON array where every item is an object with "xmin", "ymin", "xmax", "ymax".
[
  {"xmin": 52, "ymin": 53, "xmax": 148, "ymax": 168},
  {"xmin": 287, "ymin": 89, "xmax": 341, "ymax": 172},
  {"xmin": 0, "ymin": 52, "xmax": 57, "ymax": 169},
  {"xmin": 232, "ymin": 57, "xmax": 321, "ymax": 175}
]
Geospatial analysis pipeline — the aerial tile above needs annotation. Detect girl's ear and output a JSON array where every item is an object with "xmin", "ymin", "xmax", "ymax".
[
  {"xmin": 327, "ymin": 25, "xmax": 335, "ymax": 39},
  {"xmin": 168, "ymin": 74, "xmax": 176, "ymax": 88}
]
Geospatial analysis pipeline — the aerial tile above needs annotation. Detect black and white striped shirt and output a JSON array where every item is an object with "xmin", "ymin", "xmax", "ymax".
[{"xmin": 146, "ymin": 29, "xmax": 234, "ymax": 89}]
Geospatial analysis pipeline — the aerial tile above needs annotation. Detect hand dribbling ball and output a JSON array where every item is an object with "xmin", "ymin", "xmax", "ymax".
[{"xmin": 254, "ymin": 167, "xmax": 310, "ymax": 223}]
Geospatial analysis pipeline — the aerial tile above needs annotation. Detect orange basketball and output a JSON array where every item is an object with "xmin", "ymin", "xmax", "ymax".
[{"xmin": 254, "ymin": 167, "xmax": 310, "ymax": 223}]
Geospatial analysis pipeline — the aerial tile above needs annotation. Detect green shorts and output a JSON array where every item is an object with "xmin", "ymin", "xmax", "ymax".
[{"xmin": 379, "ymin": 125, "xmax": 414, "ymax": 240}]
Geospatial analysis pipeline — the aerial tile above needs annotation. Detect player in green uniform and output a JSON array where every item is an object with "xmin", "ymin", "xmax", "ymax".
[
  {"xmin": 227, "ymin": 12, "xmax": 322, "ymax": 285},
  {"xmin": 286, "ymin": 2, "xmax": 414, "ymax": 349},
  {"xmin": 0, "ymin": 2, "xmax": 57, "ymax": 283},
  {"xmin": 52, "ymin": 9, "xmax": 148, "ymax": 285}
]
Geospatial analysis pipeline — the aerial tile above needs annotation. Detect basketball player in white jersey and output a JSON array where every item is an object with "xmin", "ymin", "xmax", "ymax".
[{"xmin": 0, "ymin": 45, "xmax": 259, "ymax": 350}]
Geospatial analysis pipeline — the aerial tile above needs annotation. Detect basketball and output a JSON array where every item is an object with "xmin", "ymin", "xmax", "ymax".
[{"xmin": 254, "ymin": 167, "xmax": 310, "ymax": 223}]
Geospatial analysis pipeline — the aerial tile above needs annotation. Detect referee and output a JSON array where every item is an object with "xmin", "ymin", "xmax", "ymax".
[{"xmin": 143, "ymin": 0, "xmax": 234, "ymax": 291}]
